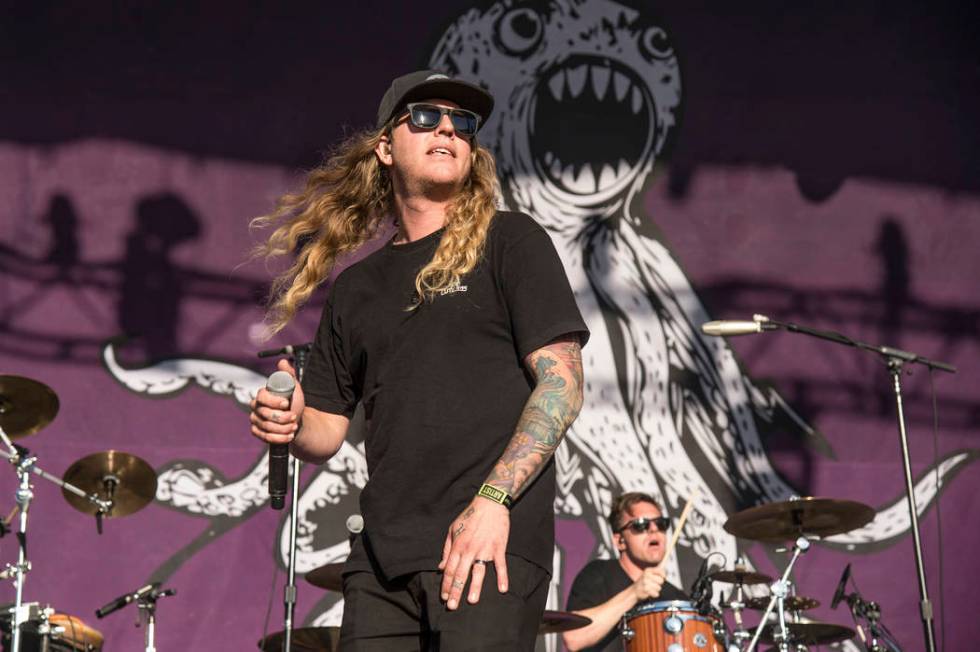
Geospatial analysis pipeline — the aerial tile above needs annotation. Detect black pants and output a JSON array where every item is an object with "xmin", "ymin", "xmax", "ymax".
[{"xmin": 339, "ymin": 554, "xmax": 550, "ymax": 651}]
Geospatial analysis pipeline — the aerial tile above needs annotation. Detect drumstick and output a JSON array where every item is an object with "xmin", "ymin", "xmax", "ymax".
[{"xmin": 661, "ymin": 490, "xmax": 699, "ymax": 566}]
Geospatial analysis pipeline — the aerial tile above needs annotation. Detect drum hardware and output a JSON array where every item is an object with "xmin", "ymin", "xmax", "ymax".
[
  {"xmin": 61, "ymin": 451, "xmax": 158, "ymax": 520},
  {"xmin": 621, "ymin": 600, "xmax": 725, "ymax": 652},
  {"xmin": 831, "ymin": 564, "xmax": 903, "ymax": 652},
  {"xmin": 744, "ymin": 595, "xmax": 819, "ymax": 612},
  {"xmin": 1, "ymin": 603, "xmax": 103, "ymax": 652},
  {"xmin": 722, "ymin": 496, "xmax": 874, "ymax": 543},
  {"xmin": 0, "ymin": 430, "xmax": 112, "ymax": 652},
  {"xmin": 757, "ymin": 622, "xmax": 856, "ymax": 646},
  {"xmin": 0, "ymin": 377, "xmax": 59, "ymax": 439},
  {"xmin": 95, "ymin": 582, "xmax": 176, "ymax": 652},
  {"xmin": 743, "ymin": 536, "xmax": 811, "ymax": 652}
]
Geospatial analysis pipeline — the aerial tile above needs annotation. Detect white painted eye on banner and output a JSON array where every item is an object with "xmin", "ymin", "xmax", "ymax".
[
  {"xmin": 495, "ymin": 8, "xmax": 544, "ymax": 56},
  {"xmin": 639, "ymin": 26, "xmax": 673, "ymax": 61}
]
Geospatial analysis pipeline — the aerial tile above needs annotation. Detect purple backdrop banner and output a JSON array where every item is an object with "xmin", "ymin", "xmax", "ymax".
[{"xmin": 1, "ymin": 3, "xmax": 978, "ymax": 651}]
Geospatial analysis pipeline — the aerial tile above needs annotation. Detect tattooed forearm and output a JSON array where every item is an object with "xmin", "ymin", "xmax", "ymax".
[{"xmin": 485, "ymin": 336, "xmax": 584, "ymax": 499}]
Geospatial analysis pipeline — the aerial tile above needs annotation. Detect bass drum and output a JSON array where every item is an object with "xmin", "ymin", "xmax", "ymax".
[{"xmin": 623, "ymin": 600, "xmax": 724, "ymax": 652}]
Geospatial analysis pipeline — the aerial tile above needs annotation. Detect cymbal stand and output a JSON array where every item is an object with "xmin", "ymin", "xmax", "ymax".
[
  {"xmin": 725, "ymin": 582, "xmax": 750, "ymax": 649},
  {"xmin": 0, "ymin": 425, "xmax": 112, "ymax": 652},
  {"xmin": 745, "ymin": 536, "xmax": 810, "ymax": 652},
  {"xmin": 845, "ymin": 592, "xmax": 903, "ymax": 652}
]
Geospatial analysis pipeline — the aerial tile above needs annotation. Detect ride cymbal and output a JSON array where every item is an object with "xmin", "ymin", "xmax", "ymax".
[
  {"xmin": 745, "ymin": 595, "xmax": 820, "ymax": 611},
  {"xmin": 62, "ymin": 451, "xmax": 157, "ymax": 517},
  {"xmin": 0, "ymin": 376, "xmax": 59, "ymax": 438},
  {"xmin": 259, "ymin": 626, "xmax": 339, "ymax": 651},
  {"xmin": 708, "ymin": 569, "xmax": 773, "ymax": 585},
  {"xmin": 724, "ymin": 497, "xmax": 874, "ymax": 542},
  {"xmin": 759, "ymin": 622, "xmax": 855, "ymax": 645},
  {"xmin": 539, "ymin": 610, "xmax": 591, "ymax": 635},
  {"xmin": 306, "ymin": 563, "xmax": 345, "ymax": 592}
]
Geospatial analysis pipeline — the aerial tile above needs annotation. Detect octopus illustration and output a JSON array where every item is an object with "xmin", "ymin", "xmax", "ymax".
[{"xmin": 101, "ymin": 0, "xmax": 975, "ymax": 638}]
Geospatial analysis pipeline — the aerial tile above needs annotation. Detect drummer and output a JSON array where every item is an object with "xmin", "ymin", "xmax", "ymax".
[{"xmin": 563, "ymin": 492, "xmax": 688, "ymax": 652}]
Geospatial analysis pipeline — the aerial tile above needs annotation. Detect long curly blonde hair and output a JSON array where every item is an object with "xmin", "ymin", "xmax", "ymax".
[{"xmin": 252, "ymin": 125, "xmax": 500, "ymax": 334}]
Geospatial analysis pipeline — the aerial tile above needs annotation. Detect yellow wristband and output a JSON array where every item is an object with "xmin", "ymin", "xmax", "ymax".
[{"xmin": 477, "ymin": 483, "xmax": 513, "ymax": 508}]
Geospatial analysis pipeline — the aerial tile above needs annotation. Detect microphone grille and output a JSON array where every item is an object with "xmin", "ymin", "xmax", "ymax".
[{"xmin": 267, "ymin": 370, "xmax": 296, "ymax": 394}]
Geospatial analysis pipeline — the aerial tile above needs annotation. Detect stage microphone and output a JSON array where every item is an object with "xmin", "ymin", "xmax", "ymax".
[
  {"xmin": 258, "ymin": 342, "xmax": 313, "ymax": 358},
  {"xmin": 702, "ymin": 315, "xmax": 779, "ymax": 337},
  {"xmin": 266, "ymin": 371, "xmax": 296, "ymax": 510},
  {"xmin": 95, "ymin": 582, "xmax": 159, "ymax": 619},
  {"xmin": 831, "ymin": 562, "xmax": 851, "ymax": 610},
  {"xmin": 689, "ymin": 556, "xmax": 713, "ymax": 606}
]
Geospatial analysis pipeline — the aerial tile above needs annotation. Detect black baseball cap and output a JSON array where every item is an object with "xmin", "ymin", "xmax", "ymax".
[{"xmin": 376, "ymin": 69, "xmax": 494, "ymax": 130}]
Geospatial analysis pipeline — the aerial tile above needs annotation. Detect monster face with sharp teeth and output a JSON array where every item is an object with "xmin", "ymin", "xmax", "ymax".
[{"xmin": 430, "ymin": 0, "xmax": 680, "ymax": 224}]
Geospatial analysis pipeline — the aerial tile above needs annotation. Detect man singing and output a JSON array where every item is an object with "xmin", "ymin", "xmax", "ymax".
[
  {"xmin": 563, "ymin": 493, "xmax": 688, "ymax": 652},
  {"xmin": 249, "ymin": 69, "xmax": 588, "ymax": 651}
]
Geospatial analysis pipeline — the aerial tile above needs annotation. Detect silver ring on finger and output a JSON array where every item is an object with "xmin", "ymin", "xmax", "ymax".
[
  {"xmin": 270, "ymin": 411, "xmax": 279, "ymax": 423},
  {"xmin": 473, "ymin": 560, "xmax": 491, "ymax": 565},
  {"xmin": 451, "ymin": 580, "xmax": 465, "ymax": 589}
]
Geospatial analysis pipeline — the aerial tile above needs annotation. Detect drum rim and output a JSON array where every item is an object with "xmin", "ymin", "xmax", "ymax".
[{"xmin": 625, "ymin": 599, "xmax": 714, "ymax": 622}]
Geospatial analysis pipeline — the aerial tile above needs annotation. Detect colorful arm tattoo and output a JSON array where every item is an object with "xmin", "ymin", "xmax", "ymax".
[{"xmin": 484, "ymin": 335, "xmax": 584, "ymax": 500}]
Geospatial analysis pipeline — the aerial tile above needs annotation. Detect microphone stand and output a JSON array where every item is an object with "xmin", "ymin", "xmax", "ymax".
[
  {"xmin": 260, "ymin": 342, "xmax": 311, "ymax": 652},
  {"xmin": 750, "ymin": 314, "xmax": 954, "ymax": 652}
]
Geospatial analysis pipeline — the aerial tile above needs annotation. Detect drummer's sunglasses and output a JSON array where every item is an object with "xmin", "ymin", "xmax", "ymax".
[
  {"xmin": 396, "ymin": 103, "xmax": 481, "ymax": 137},
  {"xmin": 619, "ymin": 516, "xmax": 671, "ymax": 534}
]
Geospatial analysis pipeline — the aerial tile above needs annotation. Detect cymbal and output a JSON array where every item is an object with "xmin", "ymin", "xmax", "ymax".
[
  {"xmin": 62, "ymin": 451, "xmax": 157, "ymax": 517},
  {"xmin": 306, "ymin": 562, "xmax": 344, "ymax": 592},
  {"xmin": 708, "ymin": 569, "xmax": 772, "ymax": 585},
  {"xmin": 539, "ymin": 610, "xmax": 591, "ymax": 634},
  {"xmin": 724, "ymin": 497, "xmax": 874, "ymax": 541},
  {"xmin": 0, "ymin": 376, "xmax": 59, "ymax": 438},
  {"xmin": 258, "ymin": 626, "xmax": 339, "ymax": 651},
  {"xmin": 759, "ymin": 622, "xmax": 855, "ymax": 645},
  {"xmin": 745, "ymin": 595, "xmax": 820, "ymax": 611}
]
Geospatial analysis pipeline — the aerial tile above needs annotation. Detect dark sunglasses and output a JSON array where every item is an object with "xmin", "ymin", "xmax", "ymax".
[
  {"xmin": 398, "ymin": 102, "xmax": 481, "ymax": 137},
  {"xmin": 618, "ymin": 516, "xmax": 671, "ymax": 534}
]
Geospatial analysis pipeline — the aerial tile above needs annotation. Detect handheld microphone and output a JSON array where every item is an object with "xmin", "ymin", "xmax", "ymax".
[
  {"xmin": 266, "ymin": 371, "xmax": 296, "ymax": 510},
  {"xmin": 95, "ymin": 582, "xmax": 159, "ymax": 619},
  {"xmin": 830, "ymin": 562, "xmax": 851, "ymax": 609}
]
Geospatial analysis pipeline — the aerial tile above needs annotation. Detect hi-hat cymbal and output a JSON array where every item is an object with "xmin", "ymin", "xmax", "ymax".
[
  {"xmin": 539, "ymin": 610, "xmax": 591, "ymax": 635},
  {"xmin": 62, "ymin": 451, "xmax": 157, "ymax": 517},
  {"xmin": 724, "ymin": 497, "xmax": 874, "ymax": 542},
  {"xmin": 708, "ymin": 569, "xmax": 773, "ymax": 585},
  {"xmin": 0, "ymin": 376, "xmax": 59, "ymax": 438},
  {"xmin": 759, "ymin": 622, "xmax": 855, "ymax": 645},
  {"xmin": 306, "ymin": 563, "xmax": 345, "ymax": 592},
  {"xmin": 745, "ymin": 595, "xmax": 820, "ymax": 611},
  {"xmin": 258, "ymin": 626, "xmax": 339, "ymax": 651}
]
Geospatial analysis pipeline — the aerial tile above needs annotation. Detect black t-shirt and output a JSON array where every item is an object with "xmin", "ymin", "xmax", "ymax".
[
  {"xmin": 566, "ymin": 559, "xmax": 689, "ymax": 652},
  {"xmin": 302, "ymin": 211, "xmax": 589, "ymax": 580}
]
